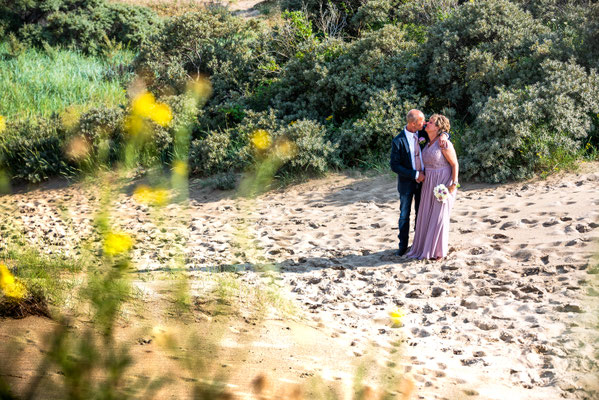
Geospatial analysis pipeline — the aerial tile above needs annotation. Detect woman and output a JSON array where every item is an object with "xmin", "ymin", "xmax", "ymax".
[{"xmin": 405, "ymin": 114, "xmax": 459, "ymax": 260}]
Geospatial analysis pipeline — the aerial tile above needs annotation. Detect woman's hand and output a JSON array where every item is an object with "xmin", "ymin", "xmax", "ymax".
[{"xmin": 448, "ymin": 183, "xmax": 457, "ymax": 194}]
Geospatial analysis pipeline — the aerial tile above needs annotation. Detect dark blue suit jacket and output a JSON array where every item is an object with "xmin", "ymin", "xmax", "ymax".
[{"xmin": 390, "ymin": 128, "xmax": 426, "ymax": 193}]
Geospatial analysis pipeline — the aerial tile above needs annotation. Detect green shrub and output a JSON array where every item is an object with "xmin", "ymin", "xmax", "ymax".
[
  {"xmin": 582, "ymin": 3, "xmax": 599, "ymax": 69},
  {"xmin": 190, "ymin": 110, "xmax": 280, "ymax": 175},
  {"xmin": 134, "ymin": 9, "xmax": 261, "ymax": 99},
  {"xmin": 350, "ymin": 0, "xmax": 460, "ymax": 33},
  {"xmin": 322, "ymin": 24, "xmax": 420, "ymax": 119},
  {"xmin": 0, "ymin": 117, "xmax": 74, "ymax": 183},
  {"xmin": 392, "ymin": 0, "xmax": 460, "ymax": 25},
  {"xmin": 268, "ymin": 38, "xmax": 346, "ymax": 122},
  {"xmin": 350, "ymin": 0, "xmax": 394, "ymax": 32},
  {"xmin": 335, "ymin": 88, "xmax": 425, "ymax": 166},
  {"xmin": 282, "ymin": 0, "xmax": 365, "ymax": 32},
  {"xmin": 462, "ymin": 59, "xmax": 599, "ymax": 182},
  {"xmin": 420, "ymin": 0, "xmax": 550, "ymax": 116},
  {"xmin": 78, "ymin": 107, "xmax": 126, "ymax": 165},
  {"xmin": 190, "ymin": 130, "xmax": 233, "ymax": 175},
  {"xmin": 0, "ymin": 0, "xmax": 161, "ymax": 55},
  {"xmin": 275, "ymin": 119, "xmax": 337, "ymax": 174}
]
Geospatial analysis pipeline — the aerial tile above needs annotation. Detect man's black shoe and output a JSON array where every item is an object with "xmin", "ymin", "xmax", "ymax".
[{"xmin": 395, "ymin": 248, "xmax": 407, "ymax": 256}]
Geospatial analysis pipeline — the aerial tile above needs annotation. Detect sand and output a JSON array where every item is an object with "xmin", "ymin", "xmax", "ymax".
[{"xmin": 1, "ymin": 164, "xmax": 598, "ymax": 399}]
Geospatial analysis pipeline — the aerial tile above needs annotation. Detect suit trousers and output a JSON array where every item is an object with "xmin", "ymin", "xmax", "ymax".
[{"xmin": 397, "ymin": 180, "xmax": 421, "ymax": 251}]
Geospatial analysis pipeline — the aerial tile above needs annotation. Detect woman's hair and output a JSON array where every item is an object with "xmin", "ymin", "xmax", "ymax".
[{"xmin": 429, "ymin": 114, "xmax": 450, "ymax": 133}]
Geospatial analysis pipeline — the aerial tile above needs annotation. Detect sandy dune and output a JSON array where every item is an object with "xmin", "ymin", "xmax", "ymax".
[{"xmin": 1, "ymin": 164, "xmax": 598, "ymax": 399}]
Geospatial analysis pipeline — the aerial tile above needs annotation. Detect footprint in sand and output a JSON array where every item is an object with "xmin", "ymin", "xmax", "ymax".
[
  {"xmin": 521, "ymin": 218, "xmax": 538, "ymax": 225},
  {"xmin": 500, "ymin": 221, "xmax": 520, "ymax": 230},
  {"xmin": 542, "ymin": 218, "xmax": 560, "ymax": 227}
]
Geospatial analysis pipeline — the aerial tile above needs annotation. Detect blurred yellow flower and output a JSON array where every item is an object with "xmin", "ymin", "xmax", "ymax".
[
  {"xmin": 326, "ymin": 115, "xmax": 333, "ymax": 121},
  {"xmin": 289, "ymin": 121, "xmax": 297, "ymax": 126},
  {"xmin": 0, "ymin": 115, "xmax": 6, "ymax": 134},
  {"xmin": 172, "ymin": 160, "xmax": 188, "ymax": 176},
  {"xmin": 132, "ymin": 92, "xmax": 156, "ymax": 117},
  {"xmin": 133, "ymin": 185, "xmax": 169, "ymax": 206},
  {"xmin": 131, "ymin": 91, "xmax": 173, "ymax": 127},
  {"xmin": 275, "ymin": 139, "xmax": 297, "ymax": 159},
  {"xmin": 103, "ymin": 232, "xmax": 134, "ymax": 256},
  {"xmin": 0, "ymin": 263, "xmax": 27, "ymax": 299},
  {"xmin": 151, "ymin": 103, "xmax": 173, "ymax": 127},
  {"xmin": 187, "ymin": 76, "xmax": 213, "ymax": 102},
  {"xmin": 251, "ymin": 129, "xmax": 272, "ymax": 150},
  {"xmin": 152, "ymin": 325, "xmax": 176, "ymax": 348},
  {"xmin": 389, "ymin": 307, "xmax": 405, "ymax": 327},
  {"xmin": 125, "ymin": 115, "xmax": 144, "ymax": 136}
]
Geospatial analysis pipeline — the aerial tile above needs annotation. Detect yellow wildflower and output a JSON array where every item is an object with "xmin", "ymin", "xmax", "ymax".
[
  {"xmin": 289, "ymin": 121, "xmax": 297, "ymax": 126},
  {"xmin": 151, "ymin": 188, "xmax": 169, "ymax": 206},
  {"xmin": 133, "ymin": 185, "xmax": 169, "ymax": 206},
  {"xmin": 151, "ymin": 103, "xmax": 173, "ymax": 127},
  {"xmin": 125, "ymin": 114, "xmax": 145, "ymax": 136},
  {"xmin": 0, "ymin": 263, "xmax": 27, "ymax": 299},
  {"xmin": 131, "ymin": 91, "xmax": 173, "ymax": 127},
  {"xmin": 251, "ymin": 129, "xmax": 272, "ymax": 150},
  {"xmin": 172, "ymin": 160, "xmax": 188, "ymax": 176},
  {"xmin": 0, "ymin": 115, "xmax": 6, "ymax": 134},
  {"xmin": 132, "ymin": 92, "xmax": 156, "ymax": 117},
  {"xmin": 326, "ymin": 115, "xmax": 333, "ymax": 121},
  {"xmin": 103, "ymin": 232, "xmax": 134, "ymax": 256},
  {"xmin": 389, "ymin": 307, "xmax": 405, "ymax": 327}
]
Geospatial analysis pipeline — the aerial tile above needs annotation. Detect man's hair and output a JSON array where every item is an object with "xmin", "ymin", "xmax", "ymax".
[
  {"xmin": 406, "ymin": 109, "xmax": 423, "ymax": 124},
  {"xmin": 429, "ymin": 114, "xmax": 451, "ymax": 133}
]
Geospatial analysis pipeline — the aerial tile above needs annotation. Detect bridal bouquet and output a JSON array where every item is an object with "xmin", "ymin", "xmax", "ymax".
[{"xmin": 433, "ymin": 184, "xmax": 450, "ymax": 203}]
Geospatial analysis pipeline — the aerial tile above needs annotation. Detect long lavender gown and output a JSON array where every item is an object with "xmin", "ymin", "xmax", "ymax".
[{"xmin": 406, "ymin": 139, "xmax": 457, "ymax": 259}]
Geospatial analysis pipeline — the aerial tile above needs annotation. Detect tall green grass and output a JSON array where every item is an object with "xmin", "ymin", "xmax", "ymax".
[{"xmin": 0, "ymin": 41, "xmax": 133, "ymax": 120}]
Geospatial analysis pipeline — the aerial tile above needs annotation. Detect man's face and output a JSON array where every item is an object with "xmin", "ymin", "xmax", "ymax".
[{"xmin": 415, "ymin": 115, "xmax": 425, "ymax": 131}]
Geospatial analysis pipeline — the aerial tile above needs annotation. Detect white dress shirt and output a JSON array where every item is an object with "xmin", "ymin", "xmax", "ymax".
[{"xmin": 404, "ymin": 127, "xmax": 423, "ymax": 180}]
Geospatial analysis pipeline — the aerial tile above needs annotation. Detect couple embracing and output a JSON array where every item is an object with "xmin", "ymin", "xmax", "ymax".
[{"xmin": 390, "ymin": 109, "xmax": 459, "ymax": 260}]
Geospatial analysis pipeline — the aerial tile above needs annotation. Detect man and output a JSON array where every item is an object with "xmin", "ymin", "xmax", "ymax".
[{"xmin": 390, "ymin": 110, "xmax": 448, "ymax": 256}]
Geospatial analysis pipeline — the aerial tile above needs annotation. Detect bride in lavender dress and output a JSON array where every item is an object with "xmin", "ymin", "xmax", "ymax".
[{"xmin": 406, "ymin": 114, "xmax": 459, "ymax": 260}]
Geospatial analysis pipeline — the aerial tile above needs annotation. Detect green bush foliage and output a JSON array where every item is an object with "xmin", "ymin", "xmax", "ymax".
[
  {"xmin": 463, "ymin": 60, "xmax": 599, "ymax": 182},
  {"xmin": 0, "ymin": 0, "xmax": 161, "ymax": 55},
  {"xmin": 322, "ymin": 24, "xmax": 420, "ymax": 118},
  {"xmin": 134, "ymin": 9, "xmax": 262, "ymax": 98},
  {"xmin": 420, "ymin": 0, "xmax": 550, "ymax": 116},
  {"xmin": 276, "ymin": 119, "xmax": 337, "ymax": 174},
  {"xmin": 78, "ymin": 107, "xmax": 126, "ymax": 165},
  {"xmin": 336, "ymin": 88, "xmax": 425, "ymax": 166},
  {"xmin": 190, "ymin": 110, "xmax": 279, "ymax": 175},
  {"xmin": 0, "ymin": 117, "xmax": 73, "ymax": 183}
]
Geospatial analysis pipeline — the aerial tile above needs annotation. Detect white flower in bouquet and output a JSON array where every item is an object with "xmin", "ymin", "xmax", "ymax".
[{"xmin": 434, "ymin": 184, "xmax": 450, "ymax": 203}]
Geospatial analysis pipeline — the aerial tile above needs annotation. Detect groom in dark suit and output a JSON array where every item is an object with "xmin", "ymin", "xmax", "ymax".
[{"xmin": 390, "ymin": 109, "xmax": 426, "ymax": 256}]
